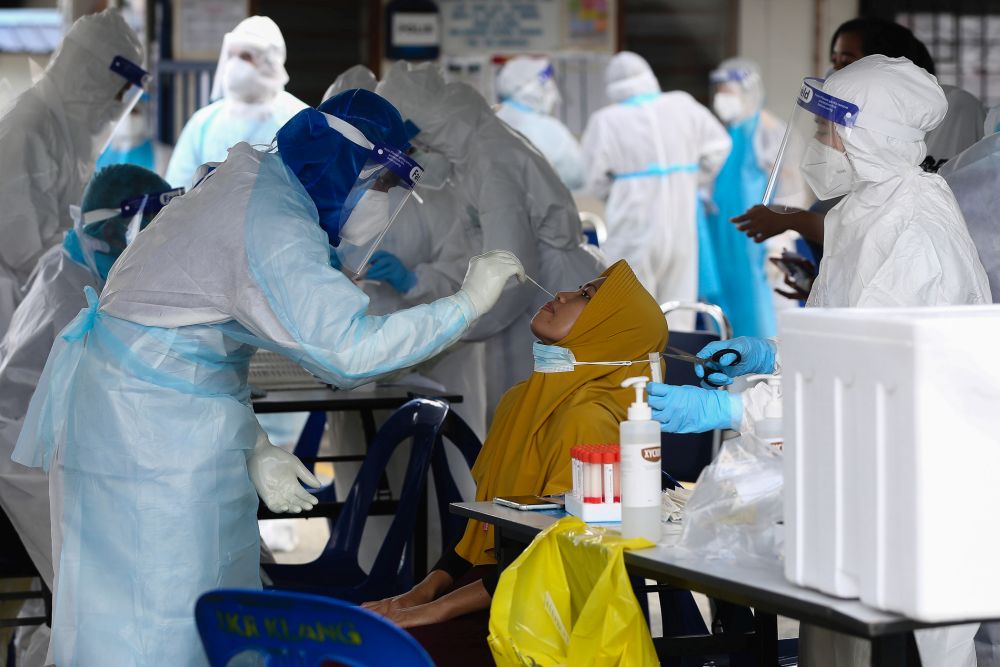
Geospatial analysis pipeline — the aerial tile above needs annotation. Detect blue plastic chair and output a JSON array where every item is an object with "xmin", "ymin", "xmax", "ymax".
[
  {"xmin": 290, "ymin": 411, "xmax": 335, "ymax": 502},
  {"xmin": 431, "ymin": 411, "xmax": 482, "ymax": 553},
  {"xmin": 264, "ymin": 398, "xmax": 449, "ymax": 603},
  {"xmin": 195, "ymin": 588, "xmax": 433, "ymax": 666}
]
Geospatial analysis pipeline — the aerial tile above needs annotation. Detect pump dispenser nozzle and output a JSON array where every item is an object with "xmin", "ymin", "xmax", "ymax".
[{"xmin": 620, "ymin": 376, "xmax": 651, "ymax": 420}]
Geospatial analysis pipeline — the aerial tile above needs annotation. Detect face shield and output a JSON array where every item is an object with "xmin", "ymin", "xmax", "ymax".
[
  {"xmin": 328, "ymin": 115, "xmax": 424, "ymax": 278},
  {"xmin": 709, "ymin": 67, "xmax": 754, "ymax": 124},
  {"xmin": 762, "ymin": 77, "xmax": 859, "ymax": 210},
  {"xmin": 70, "ymin": 187, "xmax": 185, "ymax": 276},
  {"xmin": 90, "ymin": 55, "xmax": 148, "ymax": 162}
]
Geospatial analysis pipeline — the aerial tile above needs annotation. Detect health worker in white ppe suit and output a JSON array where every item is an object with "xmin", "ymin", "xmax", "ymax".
[
  {"xmin": 164, "ymin": 15, "xmax": 307, "ymax": 188},
  {"xmin": 12, "ymin": 89, "xmax": 524, "ymax": 667},
  {"xmin": 649, "ymin": 55, "xmax": 990, "ymax": 667},
  {"xmin": 0, "ymin": 164, "xmax": 174, "ymax": 665},
  {"xmin": 495, "ymin": 57, "xmax": 586, "ymax": 190},
  {"xmin": 0, "ymin": 8, "xmax": 145, "ymax": 338},
  {"xmin": 377, "ymin": 62, "xmax": 605, "ymax": 420},
  {"xmin": 581, "ymin": 51, "xmax": 731, "ymax": 320}
]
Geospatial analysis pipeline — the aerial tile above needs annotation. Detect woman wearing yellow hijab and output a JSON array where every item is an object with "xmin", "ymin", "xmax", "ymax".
[{"xmin": 364, "ymin": 260, "xmax": 668, "ymax": 634}]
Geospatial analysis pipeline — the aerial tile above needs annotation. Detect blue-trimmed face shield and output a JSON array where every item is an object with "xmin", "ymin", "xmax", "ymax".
[
  {"xmin": 69, "ymin": 187, "xmax": 184, "ymax": 277},
  {"xmin": 763, "ymin": 77, "xmax": 859, "ymax": 209},
  {"xmin": 326, "ymin": 113, "xmax": 424, "ymax": 278},
  {"xmin": 95, "ymin": 55, "xmax": 150, "ymax": 159}
]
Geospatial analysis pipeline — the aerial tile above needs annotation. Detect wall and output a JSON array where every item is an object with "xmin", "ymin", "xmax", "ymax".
[{"xmin": 738, "ymin": 0, "xmax": 859, "ymax": 117}]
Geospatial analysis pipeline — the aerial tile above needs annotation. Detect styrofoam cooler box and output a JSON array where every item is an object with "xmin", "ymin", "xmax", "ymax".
[{"xmin": 781, "ymin": 306, "xmax": 1000, "ymax": 621}]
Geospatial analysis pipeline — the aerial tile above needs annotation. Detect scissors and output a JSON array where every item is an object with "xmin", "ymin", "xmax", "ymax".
[{"xmin": 661, "ymin": 346, "xmax": 743, "ymax": 388}]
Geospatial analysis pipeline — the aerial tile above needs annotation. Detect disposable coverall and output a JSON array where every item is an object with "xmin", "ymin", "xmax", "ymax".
[
  {"xmin": 940, "ymin": 130, "xmax": 1000, "ymax": 302},
  {"xmin": 495, "ymin": 57, "xmax": 585, "ymax": 190},
  {"xmin": 165, "ymin": 16, "xmax": 307, "ymax": 188},
  {"xmin": 702, "ymin": 58, "xmax": 786, "ymax": 337},
  {"xmin": 581, "ymin": 52, "xmax": 731, "ymax": 318},
  {"xmin": 12, "ymin": 91, "xmax": 516, "ymax": 666},
  {"xmin": 377, "ymin": 62, "xmax": 605, "ymax": 419},
  {"xmin": 807, "ymin": 57, "xmax": 990, "ymax": 309},
  {"xmin": 322, "ymin": 64, "xmax": 378, "ymax": 102},
  {"xmin": 0, "ymin": 9, "xmax": 142, "ymax": 337}
]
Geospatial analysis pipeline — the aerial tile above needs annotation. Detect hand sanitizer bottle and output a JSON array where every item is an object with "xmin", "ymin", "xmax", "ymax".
[{"xmin": 620, "ymin": 376, "xmax": 661, "ymax": 542}]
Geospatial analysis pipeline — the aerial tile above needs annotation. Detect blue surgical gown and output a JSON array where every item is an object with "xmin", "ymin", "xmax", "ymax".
[{"xmin": 13, "ymin": 142, "xmax": 476, "ymax": 666}]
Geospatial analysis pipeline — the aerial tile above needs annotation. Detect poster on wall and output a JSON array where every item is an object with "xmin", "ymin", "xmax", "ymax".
[
  {"xmin": 438, "ymin": 0, "xmax": 560, "ymax": 54},
  {"xmin": 172, "ymin": 0, "xmax": 249, "ymax": 61},
  {"xmin": 564, "ymin": 0, "xmax": 612, "ymax": 49}
]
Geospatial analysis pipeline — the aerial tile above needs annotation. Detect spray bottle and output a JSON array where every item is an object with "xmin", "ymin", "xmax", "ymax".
[{"xmin": 620, "ymin": 376, "xmax": 661, "ymax": 542}]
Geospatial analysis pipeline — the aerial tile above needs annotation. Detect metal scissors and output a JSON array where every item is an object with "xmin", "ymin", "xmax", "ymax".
[{"xmin": 661, "ymin": 346, "xmax": 743, "ymax": 388}]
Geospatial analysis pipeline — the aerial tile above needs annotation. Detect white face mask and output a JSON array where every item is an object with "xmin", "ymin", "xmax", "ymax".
[
  {"xmin": 223, "ymin": 58, "xmax": 267, "ymax": 103},
  {"xmin": 712, "ymin": 92, "xmax": 744, "ymax": 123},
  {"xmin": 340, "ymin": 190, "xmax": 389, "ymax": 245},
  {"xmin": 800, "ymin": 138, "xmax": 854, "ymax": 200}
]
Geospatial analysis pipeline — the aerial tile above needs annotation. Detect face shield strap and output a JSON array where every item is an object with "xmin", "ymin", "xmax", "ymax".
[
  {"xmin": 120, "ymin": 188, "xmax": 185, "ymax": 219},
  {"xmin": 109, "ymin": 56, "xmax": 149, "ymax": 89}
]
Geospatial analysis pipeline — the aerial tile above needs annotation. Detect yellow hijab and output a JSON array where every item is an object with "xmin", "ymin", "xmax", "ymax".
[{"xmin": 455, "ymin": 260, "xmax": 669, "ymax": 565}]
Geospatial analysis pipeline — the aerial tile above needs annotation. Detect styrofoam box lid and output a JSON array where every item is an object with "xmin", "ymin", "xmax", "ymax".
[{"xmin": 779, "ymin": 306, "xmax": 1000, "ymax": 344}]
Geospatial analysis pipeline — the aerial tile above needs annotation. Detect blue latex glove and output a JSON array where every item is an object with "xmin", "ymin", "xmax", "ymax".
[
  {"xmin": 695, "ymin": 336, "xmax": 777, "ymax": 387},
  {"xmin": 366, "ymin": 250, "xmax": 417, "ymax": 293},
  {"xmin": 647, "ymin": 383, "xmax": 742, "ymax": 434}
]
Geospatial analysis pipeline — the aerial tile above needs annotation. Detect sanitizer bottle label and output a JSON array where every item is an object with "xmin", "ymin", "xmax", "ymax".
[{"xmin": 621, "ymin": 445, "xmax": 660, "ymax": 507}]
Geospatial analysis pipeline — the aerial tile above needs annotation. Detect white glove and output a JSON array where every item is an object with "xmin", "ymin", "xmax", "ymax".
[
  {"xmin": 248, "ymin": 430, "xmax": 322, "ymax": 514},
  {"xmin": 459, "ymin": 250, "xmax": 525, "ymax": 318}
]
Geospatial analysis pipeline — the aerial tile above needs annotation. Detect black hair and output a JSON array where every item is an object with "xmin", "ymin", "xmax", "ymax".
[{"xmin": 830, "ymin": 17, "xmax": 936, "ymax": 74}]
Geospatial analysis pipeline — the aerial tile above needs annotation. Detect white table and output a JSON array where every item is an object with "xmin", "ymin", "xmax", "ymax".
[{"xmin": 451, "ymin": 501, "xmax": 996, "ymax": 666}]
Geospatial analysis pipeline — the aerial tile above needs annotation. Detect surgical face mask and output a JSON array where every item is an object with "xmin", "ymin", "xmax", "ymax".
[
  {"xmin": 532, "ymin": 341, "xmax": 638, "ymax": 373},
  {"xmin": 411, "ymin": 149, "xmax": 451, "ymax": 189},
  {"xmin": 712, "ymin": 92, "xmax": 744, "ymax": 123},
  {"xmin": 223, "ymin": 58, "xmax": 266, "ymax": 102},
  {"xmin": 800, "ymin": 138, "xmax": 854, "ymax": 200},
  {"xmin": 339, "ymin": 189, "xmax": 389, "ymax": 245}
]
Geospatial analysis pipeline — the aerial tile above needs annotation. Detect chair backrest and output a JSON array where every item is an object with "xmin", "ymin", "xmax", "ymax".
[
  {"xmin": 660, "ymin": 301, "xmax": 733, "ymax": 339},
  {"xmin": 660, "ymin": 328, "xmax": 724, "ymax": 483},
  {"xmin": 196, "ymin": 588, "xmax": 434, "ymax": 666},
  {"xmin": 431, "ymin": 411, "xmax": 484, "ymax": 550},
  {"xmin": 291, "ymin": 411, "xmax": 336, "ymax": 502},
  {"xmin": 330, "ymin": 399, "xmax": 449, "ymax": 591},
  {"xmin": 579, "ymin": 211, "xmax": 607, "ymax": 246}
]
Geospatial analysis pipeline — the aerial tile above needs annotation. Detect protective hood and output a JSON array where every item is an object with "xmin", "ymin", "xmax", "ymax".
[
  {"xmin": 322, "ymin": 64, "xmax": 377, "ymax": 102},
  {"xmin": 210, "ymin": 16, "xmax": 289, "ymax": 103},
  {"xmin": 605, "ymin": 51, "xmax": 661, "ymax": 103},
  {"xmin": 377, "ymin": 61, "xmax": 489, "ymax": 165},
  {"xmin": 44, "ymin": 8, "xmax": 144, "ymax": 165},
  {"xmin": 278, "ymin": 89, "xmax": 411, "ymax": 245},
  {"xmin": 496, "ymin": 56, "xmax": 559, "ymax": 115},
  {"xmin": 823, "ymin": 55, "xmax": 947, "ymax": 183},
  {"xmin": 710, "ymin": 57, "xmax": 765, "ymax": 123}
]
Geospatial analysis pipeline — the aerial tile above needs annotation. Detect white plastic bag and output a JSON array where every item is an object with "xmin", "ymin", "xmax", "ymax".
[{"xmin": 678, "ymin": 433, "xmax": 783, "ymax": 561}]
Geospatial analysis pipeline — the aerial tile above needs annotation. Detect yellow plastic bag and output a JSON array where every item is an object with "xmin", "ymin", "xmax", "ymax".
[{"xmin": 488, "ymin": 516, "xmax": 658, "ymax": 666}]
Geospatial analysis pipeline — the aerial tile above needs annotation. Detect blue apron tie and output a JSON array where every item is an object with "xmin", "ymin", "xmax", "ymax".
[
  {"xmin": 611, "ymin": 163, "xmax": 698, "ymax": 180},
  {"xmin": 62, "ymin": 286, "xmax": 100, "ymax": 342}
]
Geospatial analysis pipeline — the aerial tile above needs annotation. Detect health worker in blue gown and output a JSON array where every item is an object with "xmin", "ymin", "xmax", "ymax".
[
  {"xmin": 701, "ymin": 58, "xmax": 786, "ymax": 337},
  {"xmin": 12, "ymin": 89, "xmax": 523, "ymax": 667}
]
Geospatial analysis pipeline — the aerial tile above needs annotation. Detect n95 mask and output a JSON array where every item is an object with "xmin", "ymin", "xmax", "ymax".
[
  {"xmin": 800, "ymin": 138, "xmax": 854, "ymax": 200},
  {"xmin": 712, "ymin": 92, "xmax": 744, "ymax": 124},
  {"xmin": 223, "ymin": 58, "xmax": 267, "ymax": 102}
]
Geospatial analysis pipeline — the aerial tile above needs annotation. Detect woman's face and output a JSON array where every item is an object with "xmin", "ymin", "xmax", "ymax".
[
  {"xmin": 830, "ymin": 31, "xmax": 865, "ymax": 71},
  {"xmin": 529, "ymin": 277, "xmax": 606, "ymax": 344}
]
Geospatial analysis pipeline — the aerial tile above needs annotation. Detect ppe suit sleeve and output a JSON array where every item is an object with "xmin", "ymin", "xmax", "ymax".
[
  {"xmin": 0, "ymin": 130, "xmax": 60, "ymax": 276},
  {"xmin": 460, "ymin": 174, "xmax": 540, "ymax": 341},
  {"xmin": 165, "ymin": 108, "xmax": 209, "ymax": 189},
  {"xmin": 852, "ymin": 228, "xmax": 949, "ymax": 308},
  {"xmin": 240, "ymin": 167, "xmax": 478, "ymax": 389},
  {"xmin": 404, "ymin": 206, "xmax": 476, "ymax": 305},
  {"xmin": 695, "ymin": 103, "xmax": 733, "ymax": 186},
  {"xmin": 580, "ymin": 113, "xmax": 614, "ymax": 202}
]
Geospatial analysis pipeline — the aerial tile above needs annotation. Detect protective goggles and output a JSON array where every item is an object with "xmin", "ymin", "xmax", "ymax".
[
  {"xmin": 324, "ymin": 112, "xmax": 424, "ymax": 278},
  {"xmin": 762, "ymin": 77, "xmax": 858, "ymax": 211}
]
